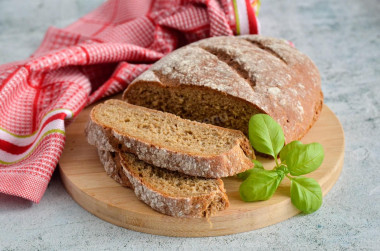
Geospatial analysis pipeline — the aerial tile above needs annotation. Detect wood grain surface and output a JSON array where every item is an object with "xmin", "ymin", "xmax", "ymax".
[{"xmin": 59, "ymin": 98, "xmax": 344, "ymax": 237}]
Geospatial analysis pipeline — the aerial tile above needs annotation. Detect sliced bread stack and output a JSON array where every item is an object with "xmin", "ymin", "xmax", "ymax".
[{"xmin": 86, "ymin": 99, "xmax": 255, "ymax": 218}]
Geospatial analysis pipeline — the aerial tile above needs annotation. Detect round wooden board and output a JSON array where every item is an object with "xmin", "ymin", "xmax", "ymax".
[{"xmin": 59, "ymin": 99, "xmax": 344, "ymax": 237}]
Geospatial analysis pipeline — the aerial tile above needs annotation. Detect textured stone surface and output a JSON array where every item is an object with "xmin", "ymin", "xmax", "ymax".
[{"xmin": 0, "ymin": 0, "xmax": 379, "ymax": 250}]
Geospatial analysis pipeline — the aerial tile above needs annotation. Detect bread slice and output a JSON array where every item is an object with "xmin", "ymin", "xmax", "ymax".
[
  {"xmin": 86, "ymin": 99, "xmax": 254, "ymax": 178},
  {"xmin": 97, "ymin": 149, "xmax": 229, "ymax": 217}
]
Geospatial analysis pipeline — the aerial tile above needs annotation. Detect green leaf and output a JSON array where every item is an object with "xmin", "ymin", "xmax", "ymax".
[
  {"xmin": 285, "ymin": 142, "xmax": 324, "ymax": 176},
  {"xmin": 239, "ymin": 170, "xmax": 284, "ymax": 201},
  {"xmin": 290, "ymin": 176, "xmax": 323, "ymax": 214},
  {"xmin": 253, "ymin": 159, "xmax": 264, "ymax": 169},
  {"xmin": 248, "ymin": 114, "xmax": 285, "ymax": 158},
  {"xmin": 237, "ymin": 168, "xmax": 259, "ymax": 180},
  {"xmin": 280, "ymin": 141, "xmax": 302, "ymax": 162},
  {"xmin": 237, "ymin": 159, "xmax": 263, "ymax": 180}
]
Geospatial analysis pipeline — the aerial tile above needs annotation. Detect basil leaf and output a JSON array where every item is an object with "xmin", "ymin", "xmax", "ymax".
[
  {"xmin": 237, "ymin": 160, "xmax": 264, "ymax": 180},
  {"xmin": 280, "ymin": 141, "xmax": 302, "ymax": 162},
  {"xmin": 239, "ymin": 170, "xmax": 283, "ymax": 201},
  {"xmin": 285, "ymin": 142, "xmax": 324, "ymax": 176},
  {"xmin": 290, "ymin": 176, "xmax": 322, "ymax": 214},
  {"xmin": 253, "ymin": 159, "xmax": 264, "ymax": 169},
  {"xmin": 237, "ymin": 169, "xmax": 257, "ymax": 180},
  {"xmin": 248, "ymin": 114, "xmax": 285, "ymax": 158}
]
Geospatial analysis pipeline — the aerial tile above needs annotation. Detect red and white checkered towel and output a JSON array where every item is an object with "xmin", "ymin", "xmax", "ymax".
[{"xmin": 0, "ymin": 0, "xmax": 260, "ymax": 203}]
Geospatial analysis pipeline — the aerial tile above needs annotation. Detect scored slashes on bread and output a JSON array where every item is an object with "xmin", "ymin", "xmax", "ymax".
[{"xmin": 123, "ymin": 35, "xmax": 323, "ymax": 143}]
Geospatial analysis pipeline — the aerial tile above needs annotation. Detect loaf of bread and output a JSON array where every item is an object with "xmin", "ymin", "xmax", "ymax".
[
  {"xmin": 97, "ymin": 149, "xmax": 229, "ymax": 217},
  {"xmin": 86, "ymin": 99, "xmax": 254, "ymax": 178},
  {"xmin": 123, "ymin": 35, "xmax": 323, "ymax": 143}
]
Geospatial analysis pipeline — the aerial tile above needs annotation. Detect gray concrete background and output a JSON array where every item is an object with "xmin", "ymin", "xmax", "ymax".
[{"xmin": 0, "ymin": 0, "xmax": 379, "ymax": 250}]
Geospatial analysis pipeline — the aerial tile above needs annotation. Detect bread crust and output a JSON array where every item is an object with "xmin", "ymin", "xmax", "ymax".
[
  {"xmin": 123, "ymin": 35, "xmax": 323, "ymax": 143},
  {"xmin": 85, "ymin": 102, "xmax": 254, "ymax": 178},
  {"xmin": 97, "ymin": 149, "xmax": 132, "ymax": 187}
]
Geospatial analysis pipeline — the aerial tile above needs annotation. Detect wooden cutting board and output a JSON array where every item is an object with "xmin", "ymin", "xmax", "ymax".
[{"xmin": 59, "ymin": 98, "xmax": 344, "ymax": 237}]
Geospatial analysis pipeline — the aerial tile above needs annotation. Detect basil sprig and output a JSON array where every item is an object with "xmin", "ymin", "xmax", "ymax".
[{"xmin": 239, "ymin": 114, "xmax": 324, "ymax": 214}]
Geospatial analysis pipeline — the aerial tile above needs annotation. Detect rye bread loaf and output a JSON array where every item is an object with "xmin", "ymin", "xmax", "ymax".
[
  {"xmin": 97, "ymin": 149, "xmax": 229, "ymax": 217},
  {"xmin": 123, "ymin": 35, "xmax": 323, "ymax": 143},
  {"xmin": 86, "ymin": 99, "xmax": 254, "ymax": 178}
]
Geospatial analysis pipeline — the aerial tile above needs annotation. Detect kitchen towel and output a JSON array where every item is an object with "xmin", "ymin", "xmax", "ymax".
[{"xmin": 0, "ymin": 0, "xmax": 260, "ymax": 203}]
